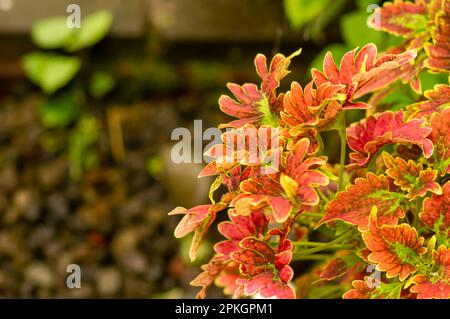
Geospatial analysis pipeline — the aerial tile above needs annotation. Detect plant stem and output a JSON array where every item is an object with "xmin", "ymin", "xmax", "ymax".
[
  {"xmin": 311, "ymin": 285, "xmax": 344, "ymax": 299},
  {"xmin": 293, "ymin": 232, "xmax": 352, "ymax": 258},
  {"xmin": 316, "ymin": 188, "xmax": 329, "ymax": 203},
  {"xmin": 316, "ymin": 132, "xmax": 324, "ymax": 156},
  {"xmin": 300, "ymin": 212, "xmax": 324, "ymax": 218},
  {"xmin": 294, "ymin": 241, "xmax": 329, "ymax": 247},
  {"xmin": 291, "ymin": 254, "xmax": 330, "ymax": 261},
  {"xmin": 294, "ymin": 241, "xmax": 352, "ymax": 248},
  {"xmin": 337, "ymin": 112, "xmax": 347, "ymax": 192}
]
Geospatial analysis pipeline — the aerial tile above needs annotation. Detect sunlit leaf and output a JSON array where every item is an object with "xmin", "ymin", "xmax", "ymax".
[
  {"xmin": 362, "ymin": 208, "xmax": 426, "ymax": 281},
  {"xmin": 347, "ymin": 110, "xmax": 433, "ymax": 167},
  {"xmin": 22, "ymin": 52, "xmax": 81, "ymax": 94},
  {"xmin": 319, "ymin": 173, "xmax": 405, "ymax": 231}
]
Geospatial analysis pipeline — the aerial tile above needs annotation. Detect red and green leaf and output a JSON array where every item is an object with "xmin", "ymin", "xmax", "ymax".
[
  {"xmin": 425, "ymin": 0, "xmax": 450, "ymax": 73},
  {"xmin": 382, "ymin": 152, "xmax": 442, "ymax": 200},
  {"xmin": 201, "ymin": 125, "xmax": 283, "ymax": 177},
  {"xmin": 429, "ymin": 108, "xmax": 450, "ymax": 175},
  {"xmin": 190, "ymin": 254, "xmax": 229, "ymax": 299},
  {"xmin": 407, "ymin": 83, "xmax": 450, "ymax": 119},
  {"xmin": 215, "ymin": 209, "xmax": 268, "ymax": 258},
  {"xmin": 347, "ymin": 110, "xmax": 434, "ymax": 167},
  {"xmin": 410, "ymin": 245, "xmax": 450, "ymax": 299},
  {"xmin": 312, "ymin": 44, "xmax": 416, "ymax": 108},
  {"xmin": 319, "ymin": 252, "xmax": 362, "ymax": 281},
  {"xmin": 342, "ymin": 279, "xmax": 378, "ymax": 299},
  {"xmin": 420, "ymin": 181, "xmax": 450, "ymax": 238},
  {"xmin": 362, "ymin": 208, "xmax": 427, "ymax": 281},
  {"xmin": 319, "ymin": 173, "xmax": 406, "ymax": 231},
  {"xmin": 215, "ymin": 261, "xmax": 245, "ymax": 298},
  {"xmin": 280, "ymin": 81, "xmax": 345, "ymax": 133},
  {"xmin": 219, "ymin": 50, "xmax": 301, "ymax": 128},
  {"xmin": 343, "ymin": 279, "xmax": 405, "ymax": 299},
  {"xmin": 368, "ymin": 0, "xmax": 428, "ymax": 37},
  {"xmin": 231, "ymin": 237, "xmax": 296, "ymax": 299},
  {"xmin": 169, "ymin": 204, "xmax": 226, "ymax": 261},
  {"xmin": 232, "ymin": 138, "xmax": 328, "ymax": 223},
  {"xmin": 236, "ymin": 271, "xmax": 295, "ymax": 299}
]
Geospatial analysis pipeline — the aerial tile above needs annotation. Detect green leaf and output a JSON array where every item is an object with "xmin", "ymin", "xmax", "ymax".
[
  {"xmin": 284, "ymin": 0, "xmax": 331, "ymax": 30},
  {"xmin": 22, "ymin": 52, "xmax": 81, "ymax": 94},
  {"xmin": 419, "ymin": 71, "xmax": 449, "ymax": 91},
  {"xmin": 209, "ymin": 176, "xmax": 223, "ymax": 204},
  {"xmin": 372, "ymin": 81, "xmax": 417, "ymax": 111},
  {"xmin": 39, "ymin": 93, "xmax": 82, "ymax": 128},
  {"xmin": 146, "ymin": 155, "xmax": 164, "ymax": 177},
  {"xmin": 67, "ymin": 10, "xmax": 113, "ymax": 51},
  {"xmin": 31, "ymin": 17, "xmax": 74, "ymax": 49},
  {"xmin": 69, "ymin": 116, "xmax": 100, "ymax": 179},
  {"xmin": 391, "ymin": 14, "xmax": 428, "ymax": 32},
  {"xmin": 372, "ymin": 282, "xmax": 404, "ymax": 299},
  {"xmin": 341, "ymin": 11, "xmax": 383, "ymax": 48},
  {"xmin": 89, "ymin": 71, "xmax": 115, "ymax": 98},
  {"xmin": 280, "ymin": 174, "xmax": 299, "ymax": 203},
  {"xmin": 356, "ymin": 0, "xmax": 381, "ymax": 10}
]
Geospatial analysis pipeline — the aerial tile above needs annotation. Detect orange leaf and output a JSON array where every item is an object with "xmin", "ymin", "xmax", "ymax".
[
  {"xmin": 410, "ymin": 245, "xmax": 450, "ymax": 299},
  {"xmin": 347, "ymin": 110, "xmax": 433, "ymax": 167},
  {"xmin": 420, "ymin": 181, "xmax": 450, "ymax": 236},
  {"xmin": 429, "ymin": 108, "xmax": 450, "ymax": 175},
  {"xmin": 382, "ymin": 152, "xmax": 442, "ymax": 200},
  {"xmin": 362, "ymin": 208, "xmax": 426, "ymax": 281},
  {"xmin": 425, "ymin": 0, "xmax": 450, "ymax": 73},
  {"xmin": 407, "ymin": 84, "xmax": 450, "ymax": 120},
  {"xmin": 219, "ymin": 50, "xmax": 301, "ymax": 128},
  {"xmin": 318, "ymin": 173, "xmax": 405, "ymax": 231}
]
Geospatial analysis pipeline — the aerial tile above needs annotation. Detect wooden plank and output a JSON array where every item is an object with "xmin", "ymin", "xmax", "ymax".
[
  {"xmin": 146, "ymin": 0, "xmax": 289, "ymax": 42},
  {"xmin": 0, "ymin": 0, "xmax": 146, "ymax": 37},
  {"xmin": 0, "ymin": 0, "xmax": 303, "ymax": 42}
]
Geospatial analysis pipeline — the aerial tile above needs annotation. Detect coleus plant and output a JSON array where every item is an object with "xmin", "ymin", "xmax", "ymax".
[{"xmin": 170, "ymin": 0, "xmax": 450, "ymax": 299}]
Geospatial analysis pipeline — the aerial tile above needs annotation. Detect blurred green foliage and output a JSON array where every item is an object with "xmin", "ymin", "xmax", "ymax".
[
  {"xmin": 284, "ymin": 0, "xmax": 350, "ymax": 42},
  {"xmin": 38, "ymin": 91, "xmax": 83, "ymax": 128},
  {"xmin": 284, "ymin": 0, "xmax": 332, "ymax": 30},
  {"xmin": 66, "ymin": 10, "xmax": 113, "ymax": 52},
  {"xmin": 69, "ymin": 116, "xmax": 100, "ymax": 179},
  {"xmin": 31, "ymin": 10, "xmax": 112, "ymax": 52},
  {"xmin": 89, "ymin": 71, "xmax": 116, "ymax": 98},
  {"xmin": 31, "ymin": 17, "xmax": 74, "ymax": 49},
  {"xmin": 309, "ymin": 0, "xmax": 401, "ymax": 71},
  {"xmin": 146, "ymin": 155, "xmax": 164, "ymax": 178},
  {"xmin": 22, "ymin": 53, "xmax": 81, "ymax": 94},
  {"xmin": 23, "ymin": 10, "xmax": 113, "ymax": 95},
  {"xmin": 21, "ymin": 10, "xmax": 113, "ymax": 180}
]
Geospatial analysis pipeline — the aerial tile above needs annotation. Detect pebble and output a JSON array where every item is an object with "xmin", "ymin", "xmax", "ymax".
[
  {"xmin": 97, "ymin": 267, "xmax": 122, "ymax": 296},
  {"xmin": 24, "ymin": 262, "xmax": 55, "ymax": 288}
]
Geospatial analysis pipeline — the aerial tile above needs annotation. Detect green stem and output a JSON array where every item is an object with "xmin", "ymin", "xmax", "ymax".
[
  {"xmin": 294, "ymin": 242, "xmax": 352, "ymax": 250},
  {"xmin": 316, "ymin": 132, "xmax": 324, "ymax": 156},
  {"xmin": 337, "ymin": 112, "xmax": 347, "ymax": 192},
  {"xmin": 316, "ymin": 188, "xmax": 329, "ymax": 203},
  {"xmin": 300, "ymin": 212, "xmax": 324, "ymax": 218},
  {"xmin": 367, "ymin": 156, "xmax": 377, "ymax": 174},
  {"xmin": 293, "ymin": 232, "xmax": 352, "ymax": 258},
  {"xmin": 294, "ymin": 241, "xmax": 330, "ymax": 247},
  {"xmin": 312, "ymin": 285, "xmax": 344, "ymax": 299},
  {"xmin": 291, "ymin": 254, "xmax": 330, "ymax": 261}
]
